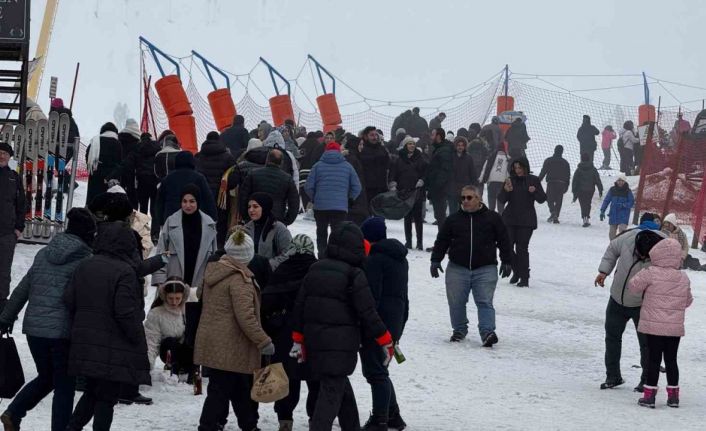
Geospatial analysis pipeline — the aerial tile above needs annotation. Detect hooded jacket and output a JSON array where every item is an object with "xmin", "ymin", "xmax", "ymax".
[
  {"xmin": 144, "ymin": 284, "xmax": 190, "ymax": 367},
  {"xmin": 538, "ymin": 146, "xmax": 571, "ymax": 187},
  {"xmin": 154, "ymin": 137, "xmax": 182, "ymax": 180},
  {"xmin": 195, "ymin": 138, "xmax": 237, "ymax": 199},
  {"xmin": 505, "ymin": 121, "xmax": 530, "ymax": 152},
  {"xmin": 64, "ymin": 224, "xmax": 151, "ymax": 385},
  {"xmin": 577, "ymin": 118, "xmax": 600, "ymax": 153},
  {"xmin": 86, "ymin": 131, "xmax": 122, "ymax": 204},
  {"xmin": 0, "ymin": 233, "xmax": 92, "ymax": 339},
  {"xmin": 220, "ymin": 122, "xmax": 251, "ymax": 158},
  {"xmin": 572, "ymin": 161, "xmax": 603, "ymax": 195},
  {"xmin": 601, "ymin": 129, "xmax": 617, "ymax": 150},
  {"xmin": 628, "ymin": 239, "xmax": 692, "ymax": 336},
  {"xmin": 305, "ymin": 150, "xmax": 362, "ymax": 212},
  {"xmin": 124, "ymin": 135, "xmax": 161, "ymax": 179},
  {"xmin": 291, "ymin": 222, "xmax": 388, "ymax": 378},
  {"xmin": 497, "ymin": 158, "xmax": 547, "ymax": 229},
  {"xmin": 156, "ymin": 153, "xmax": 218, "ymax": 225},
  {"xmin": 600, "ymin": 182, "xmax": 634, "ymax": 225},
  {"xmin": 359, "ymin": 140, "xmax": 391, "ymax": 190},
  {"xmin": 364, "ymin": 239, "xmax": 409, "ymax": 341}
]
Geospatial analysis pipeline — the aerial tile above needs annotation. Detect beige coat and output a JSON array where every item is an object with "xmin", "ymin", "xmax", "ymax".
[{"xmin": 193, "ymin": 256, "xmax": 271, "ymax": 374}]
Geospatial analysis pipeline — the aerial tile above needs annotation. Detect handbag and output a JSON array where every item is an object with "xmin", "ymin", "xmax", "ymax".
[
  {"xmin": 0, "ymin": 333, "xmax": 25, "ymax": 398},
  {"xmin": 250, "ymin": 358, "xmax": 289, "ymax": 403}
]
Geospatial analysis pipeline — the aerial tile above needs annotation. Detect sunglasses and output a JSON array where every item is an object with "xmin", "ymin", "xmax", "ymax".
[{"xmin": 461, "ymin": 195, "xmax": 477, "ymax": 201}]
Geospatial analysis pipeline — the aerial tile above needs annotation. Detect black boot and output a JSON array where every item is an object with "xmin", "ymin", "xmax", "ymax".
[
  {"xmin": 362, "ymin": 415, "xmax": 387, "ymax": 431},
  {"xmin": 516, "ymin": 278, "xmax": 529, "ymax": 287},
  {"xmin": 404, "ymin": 240, "xmax": 412, "ymax": 249},
  {"xmin": 1, "ymin": 411, "xmax": 19, "ymax": 431},
  {"xmin": 388, "ymin": 409, "xmax": 407, "ymax": 430},
  {"xmin": 600, "ymin": 377, "xmax": 625, "ymax": 389},
  {"xmin": 509, "ymin": 273, "xmax": 519, "ymax": 284}
]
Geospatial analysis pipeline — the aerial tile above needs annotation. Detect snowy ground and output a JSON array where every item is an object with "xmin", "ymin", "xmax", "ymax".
[{"xmin": 8, "ymin": 172, "xmax": 706, "ymax": 430}]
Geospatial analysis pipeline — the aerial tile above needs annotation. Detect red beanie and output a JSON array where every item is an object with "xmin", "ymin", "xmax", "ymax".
[
  {"xmin": 325, "ymin": 142, "xmax": 341, "ymax": 152},
  {"xmin": 51, "ymin": 98, "xmax": 64, "ymax": 109}
]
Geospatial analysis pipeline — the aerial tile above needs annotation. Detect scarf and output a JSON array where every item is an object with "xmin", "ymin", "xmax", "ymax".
[{"xmin": 87, "ymin": 130, "xmax": 119, "ymax": 174}]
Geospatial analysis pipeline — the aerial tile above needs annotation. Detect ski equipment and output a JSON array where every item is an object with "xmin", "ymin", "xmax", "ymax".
[
  {"xmin": 23, "ymin": 120, "xmax": 37, "ymax": 238},
  {"xmin": 44, "ymin": 111, "xmax": 59, "ymax": 237},
  {"xmin": 54, "ymin": 113, "xmax": 70, "ymax": 229},
  {"xmin": 33, "ymin": 119, "xmax": 49, "ymax": 237}
]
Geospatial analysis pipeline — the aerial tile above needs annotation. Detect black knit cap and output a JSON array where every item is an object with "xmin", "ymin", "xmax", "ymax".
[
  {"xmin": 66, "ymin": 207, "xmax": 97, "ymax": 245},
  {"xmin": 100, "ymin": 122, "xmax": 118, "ymax": 134},
  {"xmin": 0, "ymin": 141, "xmax": 13, "ymax": 157}
]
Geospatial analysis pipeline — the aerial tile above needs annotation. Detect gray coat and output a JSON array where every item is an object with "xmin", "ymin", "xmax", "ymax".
[
  {"xmin": 153, "ymin": 210, "xmax": 217, "ymax": 288},
  {"xmin": 243, "ymin": 220, "xmax": 292, "ymax": 271},
  {"xmin": 598, "ymin": 227, "xmax": 667, "ymax": 307},
  {"xmin": 0, "ymin": 233, "xmax": 92, "ymax": 339}
]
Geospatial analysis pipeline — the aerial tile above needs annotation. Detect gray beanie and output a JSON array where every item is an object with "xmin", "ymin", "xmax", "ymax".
[{"xmin": 224, "ymin": 229, "xmax": 255, "ymax": 264}]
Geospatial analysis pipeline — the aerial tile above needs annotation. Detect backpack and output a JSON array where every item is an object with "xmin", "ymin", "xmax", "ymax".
[
  {"xmin": 634, "ymin": 230, "xmax": 664, "ymax": 261},
  {"xmin": 617, "ymin": 137, "xmax": 624, "ymax": 152}
]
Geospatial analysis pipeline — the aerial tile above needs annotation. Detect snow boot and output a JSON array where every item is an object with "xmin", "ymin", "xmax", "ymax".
[
  {"xmin": 388, "ymin": 410, "xmax": 407, "ymax": 430},
  {"xmin": 509, "ymin": 273, "xmax": 520, "ymax": 284},
  {"xmin": 416, "ymin": 239, "xmax": 423, "ymax": 251},
  {"xmin": 278, "ymin": 420, "xmax": 293, "ymax": 431},
  {"xmin": 449, "ymin": 332, "xmax": 465, "ymax": 342},
  {"xmin": 0, "ymin": 411, "xmax": 18, "ymax": 431},
  {"xmin": 516, "ymin": 278, "xmax": 529, "ymax": 287},
  {"xmin": 482, "ymin": 331, "xmax": 498, "ymax": 348},
  {"xmin": 666, "ymin": 386, "xmax": 680, "ymax": 408},
  {"xmin": 638, "ymin": 385, "xmax": 657, "ymax": 408},
  {"xmin": 634, "ymin": 381, "xmax": 645, "ymax": 393},
  {"xmin": 600, "ymin": 377, "xmax": 625, "ymax": 389},
  {"xmin": 119, "ymin": 393, "xmax": 153, "ymax": 405},
  {"xmin": 582, "ymin": 217, "xmax": 590, "ymax": 227},
  {"xmin": 404, "ymin": 240, "xmax": 412, "ymax": 249},
  {"xmin": 547, "ymin": 215, "xmax": 555, "ymax": 223},
  {"xmin": 553, "ymin": 217, "xmax": 560, "ymax": 224},
  {"xmin": 362, "ymin": 415, "xmax": 388, "ymax": 431}
]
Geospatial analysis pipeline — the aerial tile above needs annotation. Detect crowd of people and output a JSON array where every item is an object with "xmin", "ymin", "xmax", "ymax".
[{"xmin": 0, "ymin": 104, "xmax": 700, "ymax": 430}]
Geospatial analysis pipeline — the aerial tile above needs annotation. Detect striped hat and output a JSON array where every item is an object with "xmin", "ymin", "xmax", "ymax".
[{"xmin": 286, "ymin": 234, "xmax": 315, "ymax": 256}]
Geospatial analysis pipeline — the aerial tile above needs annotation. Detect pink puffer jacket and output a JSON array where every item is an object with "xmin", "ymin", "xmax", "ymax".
[{"xmin": 628, "ymin": 238, "xmax": 692, "ymax": 336}]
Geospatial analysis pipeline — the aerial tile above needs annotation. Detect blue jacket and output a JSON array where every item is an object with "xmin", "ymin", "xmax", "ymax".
[
  {"xmin": 0, "ymin": 233, "xmax": 92, "ymax": 339},
  {"xmin": 600, "ymin": 184, "xmax": 634, "ymax": 225},
  {"xmin": 305, "ymin": 150, "xmax": 362, "ymax": 212}
]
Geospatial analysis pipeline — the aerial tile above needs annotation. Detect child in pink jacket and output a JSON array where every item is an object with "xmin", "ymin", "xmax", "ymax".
[{"xmin": 629, "ymin": 238, "xmax": 692, "ymax": 408}]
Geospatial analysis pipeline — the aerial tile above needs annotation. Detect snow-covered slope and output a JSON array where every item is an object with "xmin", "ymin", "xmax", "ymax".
[{"xmin": 8, "ymin": 173, "xmax": 706, "ymax": 430}]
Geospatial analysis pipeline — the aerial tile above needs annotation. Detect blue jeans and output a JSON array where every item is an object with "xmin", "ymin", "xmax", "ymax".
[
  {"xmin": 7, "ymin": 336, "xmax": 75, "ymax": 431},
  {"xmin": 445, "ymin": 263, "xmax": 498, "ymax": 339}
]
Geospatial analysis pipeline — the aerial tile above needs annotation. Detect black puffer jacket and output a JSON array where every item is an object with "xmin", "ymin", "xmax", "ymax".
[
  {"xmin": 466, "ymin": 137, "xmax": 488, "ymax": 175},
  {"xmin": 572, "ymin": 161, "xmax": 603, "ymax": 195},
  {"xmin": 238, "ymin": 147, "xmax": 269, "ymax": 179},
  {"xmin": 0, "ymin": 165, "xmax": 24, "ymax": 235},
  {"xmin": 195, "ymin": 138, "xmax": 237, "ymax": 199},
  {"xmin": 239, "ymin": 164, "xmax": 299, "ymax": 225},
  {"xmin": 577, "ymin": 120, "xmax": 600, "ymax": 154},
  {"xmin": 538, "ymin": 148, "xmax": 571, "ymax": 188},
  {"xmin": 345, "ymin": 148, "xmax": 369, "ymax": 224},
  {"xmin": 505, "ymin": 121, "xmax": 530, "ymax": 153},
  {"xmin": 358, "ymin": 141, "xmax": 390, "ymax": 190},
  {"xmin": 118, "ymin": 132, "xmax": 139, "ymax": 161},
  {"xmin": 64, "ymin": 223, "xmax": 150, "ymax": 385},
  {"xmin": 292, "ymin": 222, "xmax": 387, "ymax": 378},
  {"xmin": 220, "ymin": 124, "xmax": 250, "ymax": 158},
  {"xmin": 497, "ymin": 158, "xmax": 547, "ymax": 229},
  {"xmin": 364, "ymin": 239, "xmax": 409, "ymax": 342},
  {"xmin": 449, "ymin": 151, "xmax": 477, "ymax": 196},
  {"xmin": 298, "ymin": 137, "xmax": 325, "ymax": 171},
  {"xmin": 127, "ymin": 136, "xmax": 161, "ymax": 179},
  {"xmin": 392, "ymin": 148, "xmax": 427, "ymax": 192},
  {"xmin": 426, "ymin": 140, "xmax": 455, "ymax": 199},
  {"xmin": 431, "ymin": 204, "xmax": 513, "ymax": 269}
]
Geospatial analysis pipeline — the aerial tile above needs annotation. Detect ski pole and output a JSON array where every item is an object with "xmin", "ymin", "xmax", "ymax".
[{"xmin": 69, "ymin": 63, "xmax": 80, "ymax": 110}]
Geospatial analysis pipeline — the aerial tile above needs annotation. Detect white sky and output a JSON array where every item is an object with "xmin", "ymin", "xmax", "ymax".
[{"xmin": 28, "ymin": 0, "xmax": 706, "ymax": 133}]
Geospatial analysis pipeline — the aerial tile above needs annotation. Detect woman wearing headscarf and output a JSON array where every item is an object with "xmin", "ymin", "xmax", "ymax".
[
  {"xmin": 261, "ymin": 234, "xmax": 319, "ymax": 431},
  {"xmin": 195, "ymin": 229, "xmax": 273, "ymax": 431},
  {"xmin": 243, "ymin": 192, "xmax": 292, "ymax": 271},
  {"xmin": 153, "ymin": 184, "xmax": 217, "ymax": 293}
]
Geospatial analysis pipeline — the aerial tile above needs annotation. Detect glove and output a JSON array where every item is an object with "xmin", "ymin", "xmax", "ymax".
[
  {"xmin": 600, "ymin": 213, "xmax": 605, "ymax": 221},
  {"xmin": 388, "ymin": 182, "xmax": 397, "ymax": 192},
  {"xmin": 430, "ymin": 261, "xmax": 444, "ymax": 278},
  {"xmin": 572, "ymin": 195, "xmax": 578, "ymax": 203},
  {"xmin": 376, "ymin": 331, "xmax": 395, "ymax": 367},
  {"xmin": 289, "ymin": 342, "xmax": 305, "ymax": 363},
  {"xmin": 599, "ymin": 192, "xmax": 603, "ymax": 198},
  {"xmin": 0, "ymin": 320, "xmax": 12, "ymax": 335},
  {"xmin": 499, "ymin": 263, "xmax": 512, "ymax": 278},
  {"xmin": 261, "ymin": 342, "xmax": 275, "ymax": 356},
  {"xmin": 415, "ymin": 179, "xmax": 424, "ymax": 188}
]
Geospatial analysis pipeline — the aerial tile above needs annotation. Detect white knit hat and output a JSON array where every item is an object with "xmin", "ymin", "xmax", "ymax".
[
  {"xmin": 224, "ymin": 229, "xmax": 254, "ymax": 264},
  {"xmin": 617, "ymin": 175, "xmax": 628, "ymax": 183},
  {"xmin": 246, "ymin": 138, "xmax": 263, "ymax": 152},
  {"xmin": 663, "ymin": 213, "xmax": 678, "ymax": 227}
]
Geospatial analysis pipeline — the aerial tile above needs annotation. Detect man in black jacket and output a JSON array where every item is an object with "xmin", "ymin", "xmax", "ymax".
[
  {"xmin": 538, "ymin": 145, "xmax": 571, "ymax": 223},
  {"xmin": 577, "ymin": 115, "xmax": 600, "ymax": 164},
  {"xmin": 448, "ymin": 137, "xmax": 477, "ymax": 214},
  {"xmin": 407, "ymin": 107, "xmax": 429, "ymax": 139},
  {"xmin": 0, "ymin": 142, "xmax": 24, "ymax": 311},
  {"xmin": 425, "ymin": 128, "xmax": 454, "ymax": 234},
  {"xmin": 359, "ymin": 217, "xmax": 409, "ymax": 431},
  {"xmin": 290, "ymin": 222, "xmax": 393, "ymax": 431},
  {"xmin": 220, "ymin": 114, "xmax": 250, "ymax": 159},
  {"xmin": 239, "ymin": 149, "xmax": 299, "ymax": 225},
  {"xmin": 431, "ymin": 185, "xmax": 513, "ymax": 346},
  {"xmin": 359, "ymin": 126, "xmax": 390, "ymax": 208}
]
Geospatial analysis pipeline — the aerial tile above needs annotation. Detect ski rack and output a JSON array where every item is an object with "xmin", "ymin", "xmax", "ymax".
[
  {"xmin": 259, "ymin": 57, "xmax": 290, "ymax": 96},
  {"xmin": 139, "ymin": 36, "xmax": 180, "ymax": 78},
  {"xmin": 307, "ymin": 54, "xmax": 336, "ymax": 95},
  {"xmin": 191, "ymin": 50, "xmax": 230, "ymax": 91}
]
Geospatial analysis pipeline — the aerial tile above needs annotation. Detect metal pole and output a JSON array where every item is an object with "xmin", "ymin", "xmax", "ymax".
[
  {"xmin": 69, "ymin": 62, "xmax": 80, "ymax": 110},
  {"xmin": 504, "ymin": 64, "xmax": 509, "ymax": 98}
]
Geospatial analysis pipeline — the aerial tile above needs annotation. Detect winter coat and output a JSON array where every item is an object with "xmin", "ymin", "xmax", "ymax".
[
  {"xmin": 479, "ymin": 151, "xmax": 510, "ymax": 184},
  {"xmin": 407, "ymin": 113, "xmax": 429, "ymax": 139},
  {"xmin": 364, "ymin": 239, "xmax": 409, "ymax": 342},
  {"xmin": 144, "ymin": 284, "xmax": 189, "ymax": 367},
  {"xmin": 220, "ymin": 124, "xmax": 251, "ymax": 158},
  {"xmin": 298, "ymin": 138, "xmax": 325, "ymax": 172},
  {"xmin": 0, "ymin": 165, "xmax": 24, "ymax": 235},
  {"xmin": 239, "ymin": 165, "xmax": 299, "ymax": 225},
  {"xmin": 345, "ymin": 151, "xmax": 369, "ymax": 223},
  {"xmin": 662, "ymin": 226, "xmax": 689, "ymax": 260},
  {"xmin": 391, "ymin": 148, "xmax": 427, "ymax": 193},
  {"xmin": 194, "ymin": 256, "xmax": 271, "ymax": 374},
  {"xmin": 305, "ymin": 150, "xmax": 361, "ymax": 212},
  {"xmin": 86, "ymin": 132, "xmax": 123, "ymax": 204},
  {"xmin": 505, "ymin": 122, "xmax": 530, "ymax": 153},
  {"xmin": 243, "ymin": 219, "xmax": 292, "ymax": 270},
  {"xmin": 429, "ymin": 115, "xmax": 444, "ymax": 131},
  {"xmin": 195, "ymin": 138, "xmax": 237, "ymax": 199},
  {"xmin": 123, "ymin": 136, "xmax": 160, "ymax": 181},
  {"xmin": 156, "ymin": 159, "xmax": 217, "ymax": 225},
  {"xmin": 431, "ymin": 204, "xmax": 513, "ymax": 270},
  {"xmin": 621, "ymin": 129, "xmax": 640, "ymax": 151},
  {"xmin": 577, "ymin": 122, "xmax": 600, "ymax": 154},
  {"xmin": 449, "ymin": 151, "xmax": 478, "ymax": 196},
  {"xmin": 292, "ymin": 223, "xmax": 388, "ymax": 378},
  {"xmin": 601, "ymin": 129, "xmax": 617, "ymax": 150},
  {"xmin": 628, "ymin": 239, "xmax": 692, "ymax": 336},
  {"xmin": 538, "ymin": 153, "xmax": 571, "ymax": 192},
  {"xmin": 600, "ymin": 183, "xmax": 634, "ymax": 225},
  {"xmin": 571, "ymin": 162, "xmax": 603, "ymax": 196},
  {"xmin": 481, "ymin": 123, "xmax": 502, "ymax": 153},
  {"xmin": 425, "ymin": 140, "xmax": 455, "ymax": 199},
  {"xmin": 0, "ymin": 233, "xmax": 92, "ymax": 339},
  {"xmin": 598, "ymin": 224, "xmax": 668, "ymax": 307},
  {"xmin": 497, "ymin": 159, "xmax": 546, "ymax": 229},
  {"xmin": 153, "ymin": 210, "xmax": 217, "ymax": 289},
  {"xmin": 118, "ymin": 132, "xmax": 140, "ymax": 162},
  {"xmin": 154, "ymin": 146, "xmax": 182, "ymax": 180},
  {"xmin": 359, "ymin": 141, "xmax": 390, "ymax": 190},
  {"xmin": 64, "ymin": 224, "xmax": 151, "ymax": 385},
  {"xmin": 237, "ymin": 147, "xmax": 268, "ymax": 179},
  {"xmin": 467, "ymin": 137, "xmax": 488, "ymax": 174}
]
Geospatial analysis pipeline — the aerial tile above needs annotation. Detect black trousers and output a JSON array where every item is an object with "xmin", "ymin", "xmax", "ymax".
[
  {"xmin": 646, "ymin": 335, "xmax": 680, "ymax": 387},
  {"xmin": 215, "ymin": 208, "xmax": 228, "ymax": 250},
  {"xmin": 545, "ymin": 182, "xmax": 566, "ymax": 219},
  {"xmin": 310, "ymin": 376, "xmax": 360, "ymax": 431},
  {"xmin": 620, "ymin": 148, "xmax": 634, "ymax": 175},
  {"xmin": 67, "ymin": 378, "xmax": 121, "ymax": 431},
  {"xmin": 360, "ymin": 343, "xmax": 398, "ymax": 422},
  {"xmin": 577, "ymin": 191, "xmax": 594, "ymax": 219},
  {"xmin": 431, "ymin": 196, "xmax": 447, "ymax": 231},
  {"xmin": 602, "ymin": 148, "xmax": 611, "ymax": 168},
  {"xmin": 486, "ymin": 182, "xmax": 504, "ymax": 214},
  {"xmin": 198, "ymin": 369, "xmax": 258, "ymax": 431},
  {"xmin": 0, "ymin": 232, "xmax": 17, "ymax": 302},
  {"xmin": 159, "ymin": 337, "xmax": 194, "ymax": 374},
  {"xmin": 506, "ymin": 226, "xmax": 533, "ymax": 279},
  {"xmin": 403, "ymin": 196, "xmax": 424, "ymax": 246},
  {"xmin": 136, "ymin": 176, "xmax": 159, "ymax": 238},
  {"xmin": 314, "ymin": 210, "xmax": 347, "ymax": 258},
  {"xmin": 604, "ymin": 298, "xmax": 648, "ymax": 382}
]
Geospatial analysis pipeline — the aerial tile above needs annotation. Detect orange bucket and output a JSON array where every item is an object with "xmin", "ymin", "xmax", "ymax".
[
  {"xmin": 168, "ymin": 114, "xmax": 198, "ymax": 154},
  {"xmin": 269, "ymin": 95, "xmax": 295, "ymax": 126},
  {"xmin": 317, "ymin": 93, "xmax": 342, "ymax": 126},
  {"xmin": 496, "ymin": 96, "xmax": 515, "ymax": 115},
  {"xmin": 207, "ymin": 88, "xmax": 237, "ymax": 132},
  {"xmin": 155, "ymin": 75, "xmax": 192, "ymax": 118},
  {"xmin": 638, "ymin": 104, "xmax": 656, "ymax": 125}
]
